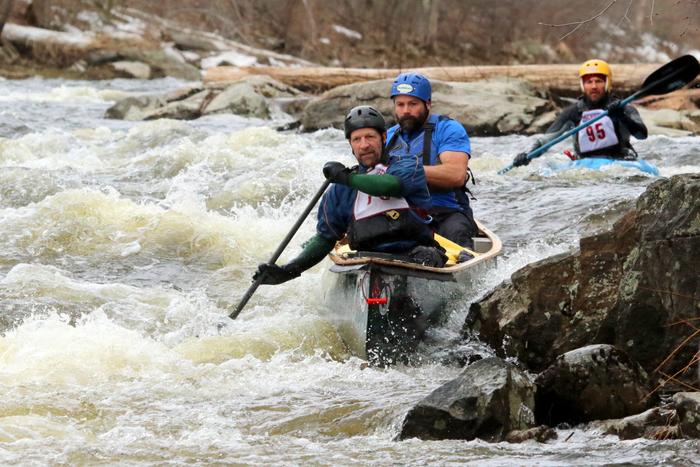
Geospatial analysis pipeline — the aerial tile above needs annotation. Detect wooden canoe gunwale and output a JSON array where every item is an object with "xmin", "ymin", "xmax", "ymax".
[{"xmin": 328, "ymin": 220, "xmax": 502, "ymax": 273}]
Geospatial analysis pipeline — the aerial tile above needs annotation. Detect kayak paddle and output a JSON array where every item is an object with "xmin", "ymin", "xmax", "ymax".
[{"xmin": 229, "ymin": 179, "xmax": 331, "ymax": 320}]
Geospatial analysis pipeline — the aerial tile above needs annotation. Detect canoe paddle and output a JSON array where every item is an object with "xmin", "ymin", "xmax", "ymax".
[
  {"xmin": 499, "ymin": 54, "xmax": 700, "ymax": 175},
  {"xmin": 229, "ymin": 179, "xmax": 332, "ymax": 320}
]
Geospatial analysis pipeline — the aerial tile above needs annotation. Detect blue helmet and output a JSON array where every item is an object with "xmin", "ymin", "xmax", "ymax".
[{"xmin": 390, "ymin": 72, "xmax": 432, "ymax": 102}]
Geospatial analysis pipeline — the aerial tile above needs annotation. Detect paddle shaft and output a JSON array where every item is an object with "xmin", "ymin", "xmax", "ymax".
[
  {"xmin": 229, "ymin": 179, "xmax": 332, "ymax": 320},
  {"xmin": 498, "ymin": 61, "xmax": 693, "ymax": 175}
]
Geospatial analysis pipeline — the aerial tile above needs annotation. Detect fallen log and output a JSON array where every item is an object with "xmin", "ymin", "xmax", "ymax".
[
  {"xmin": 204, "ymin": 63, "xmax": 663, "ymax": 96},
  {"xmin": 634, "ymin": 88, "xmax": 700, "ymax": 111}
]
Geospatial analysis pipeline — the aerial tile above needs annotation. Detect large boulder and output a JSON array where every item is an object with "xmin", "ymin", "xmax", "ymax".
[
  {"xmin": 301, "ymin": 78, "xmax": 554, "ymax": 136},
  {"xmin": 467, "ymin": 210, "xmax": 638, "ymax": 372},
  {"xmin": 397, "ymin": 357, "xmax": 536, "ymax": 441},
  {"xmin": 535, "ymin": 345, "xmax": 652, "ymax": 425},
  {"xmin": 468, "ymin": 174, "xmax": 700, "ymax": 386},
  {"xmin": 604, "ymin": 174, "xmax": 700, "ymax": 382}
]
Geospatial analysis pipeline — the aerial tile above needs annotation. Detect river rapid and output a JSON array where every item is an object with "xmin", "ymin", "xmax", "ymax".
[{"xmin": 0, "ymin": 77, "xmax": 698, "ymax": 466}]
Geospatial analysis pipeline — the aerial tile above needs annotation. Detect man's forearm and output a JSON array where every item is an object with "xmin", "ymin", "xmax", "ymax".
[
  {"xmin": 425, "ymin": 151, "xmax": 468, "ymax": 189},
  {"xmin": 348, "ymin": 173, "xmax": 403, "ymax": 197}
]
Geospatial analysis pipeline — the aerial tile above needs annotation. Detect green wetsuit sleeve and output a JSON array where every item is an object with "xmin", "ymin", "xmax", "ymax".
[
  {"xmin": 286, "ymin": 234, "xmax": 336, "ymax": 273},
  {"xmin": 347, "ymin": 173, "xmax": 403, "ymax": 197}
]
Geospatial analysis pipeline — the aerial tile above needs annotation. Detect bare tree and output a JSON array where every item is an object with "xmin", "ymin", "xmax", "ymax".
[
  {"xmin": 424, "ymin": 0, "xmax": 440, "ymax": 52},
  {"xmin": 0, "ymin": 0, "xmax": 13, "ymax": 36}
]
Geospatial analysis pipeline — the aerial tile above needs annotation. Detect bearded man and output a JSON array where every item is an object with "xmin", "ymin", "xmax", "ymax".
[{"xmin": 386, "ymin": 72, "xmax": 478, "ymax": 250}]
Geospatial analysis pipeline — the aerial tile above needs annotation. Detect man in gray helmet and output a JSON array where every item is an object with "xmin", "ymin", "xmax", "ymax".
[{"xmin": 254, "ymin": 105, "xmax": 445, "ymax": 285}]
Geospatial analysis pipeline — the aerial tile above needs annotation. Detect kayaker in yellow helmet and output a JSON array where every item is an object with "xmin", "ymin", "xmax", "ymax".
[{"xmin": 513, "ymin": 59, "xmax": 648, "ymax": 166}]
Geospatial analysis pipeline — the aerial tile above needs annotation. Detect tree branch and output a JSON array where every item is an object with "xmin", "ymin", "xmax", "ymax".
[
  {"xmin": 617, "ymin": 0, "xmax": 633, "ymax": 25},
  {"xmin": 538, "ymin": 0, "xmax": 618, "ymax": 40}
]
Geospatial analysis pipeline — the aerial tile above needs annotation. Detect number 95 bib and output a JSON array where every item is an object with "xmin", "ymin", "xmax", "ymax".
[{"xmin": 577, "ymin": 109, "xmax": 619, "ymax": 153}]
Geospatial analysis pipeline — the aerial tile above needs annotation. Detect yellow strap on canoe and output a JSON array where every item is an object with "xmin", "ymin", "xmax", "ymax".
[
  {"xmin": 333, "ymin": 234, "xmax": 478, "ymax": 266},
  {"xmin": 434, "ymin": 233, "xmax": 479, "ymax": 266}
]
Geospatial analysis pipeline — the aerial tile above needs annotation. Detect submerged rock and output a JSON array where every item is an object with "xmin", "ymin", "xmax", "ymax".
[
  {"xmin": 505, "ymin": 425, "xmax": 558, "ymax": 443},
  {"xmin": 589, "ymin": 407, "xmax": 680, "ymax": 440},
  {"xmin": 398, "ymin": 357, "xmax": 535, "ymax": 441}
]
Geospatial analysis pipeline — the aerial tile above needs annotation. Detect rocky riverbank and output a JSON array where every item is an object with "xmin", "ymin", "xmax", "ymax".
[
  {"xmin": 1, "ymin": 4, "xmax": 698, "ymax": 136},
  {"xmin": 400, "ymin": 174, "xmax": 699, "ymax": 443}
]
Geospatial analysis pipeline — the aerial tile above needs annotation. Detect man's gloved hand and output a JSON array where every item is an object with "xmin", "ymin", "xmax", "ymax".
[
  {"xmin": 323, "ymin": 162, "xmax": 352, "ymax": 185},
  {"xmin": 605, "ymin": 98, "xmax": 625, "ymax": 118},
  {"xmin": 512, "ymin": 152, "xmax": 530, "ymax": 167},
  {"xmin": 253, "ymin": 263, "xmax": 300, "ymax": 285}
]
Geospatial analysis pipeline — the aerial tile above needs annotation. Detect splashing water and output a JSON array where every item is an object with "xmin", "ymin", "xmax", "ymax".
[{"xmin": 0, "ymin": 78, "xmax": 697, "ymax": 465}]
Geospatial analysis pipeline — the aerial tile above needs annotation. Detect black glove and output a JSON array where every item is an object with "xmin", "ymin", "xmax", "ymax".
[
  {"xmin": 323, "ymin": 161, "xmax": 352, "ymax": 185},
  {"xmin": 605, "ymin": 98, "xmax": 625, "ymax": 118},
  {"xmin": 512, "ymin": 152, "xmax": 530, "ymax": 167},
  {"xmin": 253, "ymin": 263, "xmax": 301, "ymax": 285}
]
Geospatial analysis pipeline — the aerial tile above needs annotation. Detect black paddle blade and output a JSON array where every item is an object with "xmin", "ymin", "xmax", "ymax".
[{"xmin": 640, "ymin": 55, "xmax": 700, "ymax": 98}]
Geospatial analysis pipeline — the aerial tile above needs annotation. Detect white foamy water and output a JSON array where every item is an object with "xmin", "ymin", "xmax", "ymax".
[{"xmin": 0, "ymin": 77, "xmax": 697, "ymax": 465}]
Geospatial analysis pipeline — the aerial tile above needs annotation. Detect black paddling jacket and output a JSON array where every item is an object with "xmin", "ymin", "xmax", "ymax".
[{"xmin": 546, "ymin": 94, "xmax": 648, "ymax": 159}]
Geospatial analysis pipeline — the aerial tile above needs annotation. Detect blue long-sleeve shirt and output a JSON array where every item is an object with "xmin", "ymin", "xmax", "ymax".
[{"xmin": 316, "ymin": 153, "xmax": 431, "ymax": 242}]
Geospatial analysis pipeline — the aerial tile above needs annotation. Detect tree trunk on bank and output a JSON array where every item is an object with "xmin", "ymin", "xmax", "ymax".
[
  {"xmin": 0, "ymin": 0, "xmax": 13, "ymax": 36},
  {"xmin": 203, "ymin": 63, "xmax": 663, "ymax": 96}
]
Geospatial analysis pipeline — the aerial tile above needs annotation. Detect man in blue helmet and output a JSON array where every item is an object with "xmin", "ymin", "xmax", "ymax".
[
  {"xmin": 387, "ymin": 72, "xmax": 478, "ymax": 250},
  {"xmin": 253, "ymin": 105, "xmax": 446, "ymax": 285}
]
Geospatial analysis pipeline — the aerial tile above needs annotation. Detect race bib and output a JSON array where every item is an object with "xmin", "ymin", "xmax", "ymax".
[
  {"xmin": 577, "ymin": 109, "xmax": 619, "ymax": 154},
  {"xmin": 353, "ymin": 164, "xmax": 409, "ymax": 220}
]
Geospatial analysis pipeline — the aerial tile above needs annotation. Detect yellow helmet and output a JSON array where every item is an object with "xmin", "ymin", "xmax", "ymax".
[{"xmin": 579, "ymin": 59, "xmax": 612, "ymax": 92}]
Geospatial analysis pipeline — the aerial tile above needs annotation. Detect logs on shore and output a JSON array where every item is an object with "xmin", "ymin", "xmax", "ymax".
[{"xmin": 204, "ymin": 63, "xmax": 663, "ymax": 96}]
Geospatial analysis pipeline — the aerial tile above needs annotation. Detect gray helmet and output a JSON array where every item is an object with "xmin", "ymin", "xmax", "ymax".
[{"xmin": 343, "ymin": 105, "xmax": 386, "ymax": 139}]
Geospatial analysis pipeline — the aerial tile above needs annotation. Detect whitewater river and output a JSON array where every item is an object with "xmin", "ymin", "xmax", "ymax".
[{"xmin": 0, "ymin": 77, "xmax": 698, "ymax": 465}]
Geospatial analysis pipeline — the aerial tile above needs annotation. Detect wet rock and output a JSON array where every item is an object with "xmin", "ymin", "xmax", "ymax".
[
  {"xmin": 144, "ymin": 90, "xmax": 212, "ymax": 120},
  {"xmin": 203, "ymin": 82, "xmax": 269, "ymax": 118},
  {"xmin": 397, "ymin": 357, "xmax": 536, "ymax": 441},
  {"xmin": 467, "ymin": 210, "xmax": 638, "ymax": 372},
  {"xmin": 673, "ymin": 392, "xmax": 700, "ymax": 438},
  {"xmin": 105, "ymin": 95, "xmax": 166, "ymax": 121},
  {"xmin": 110, "ymin": 60, "xmax": 151, "ymax": 79},
  {"xmin": 505, "ymin": 425, "xmax": 558, "ymax": 443},
  {"xmin": 301, "ymin": 78, "xmax": 553, "ymax": 136},
  {"xmin": 469, "ymin": 174, "xmax": 700, "ymax": 388},
  {"xmin": 105, "ymin": 76, "xmax": 302, "ymax": 121},
  {"xmin": 604, "ymin": 174, "xmax": 700, "ymax": 386},
  {"xmin": 590, "ymin": 407, "xmax": 679, "ymax": 440},
  {"xmin": 535, "ymin": 345, "xmax": 652, "ymax": 426},
  {"xmin": 203, "ymin": 75, "xmax": 301, "ymax": 119}
]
